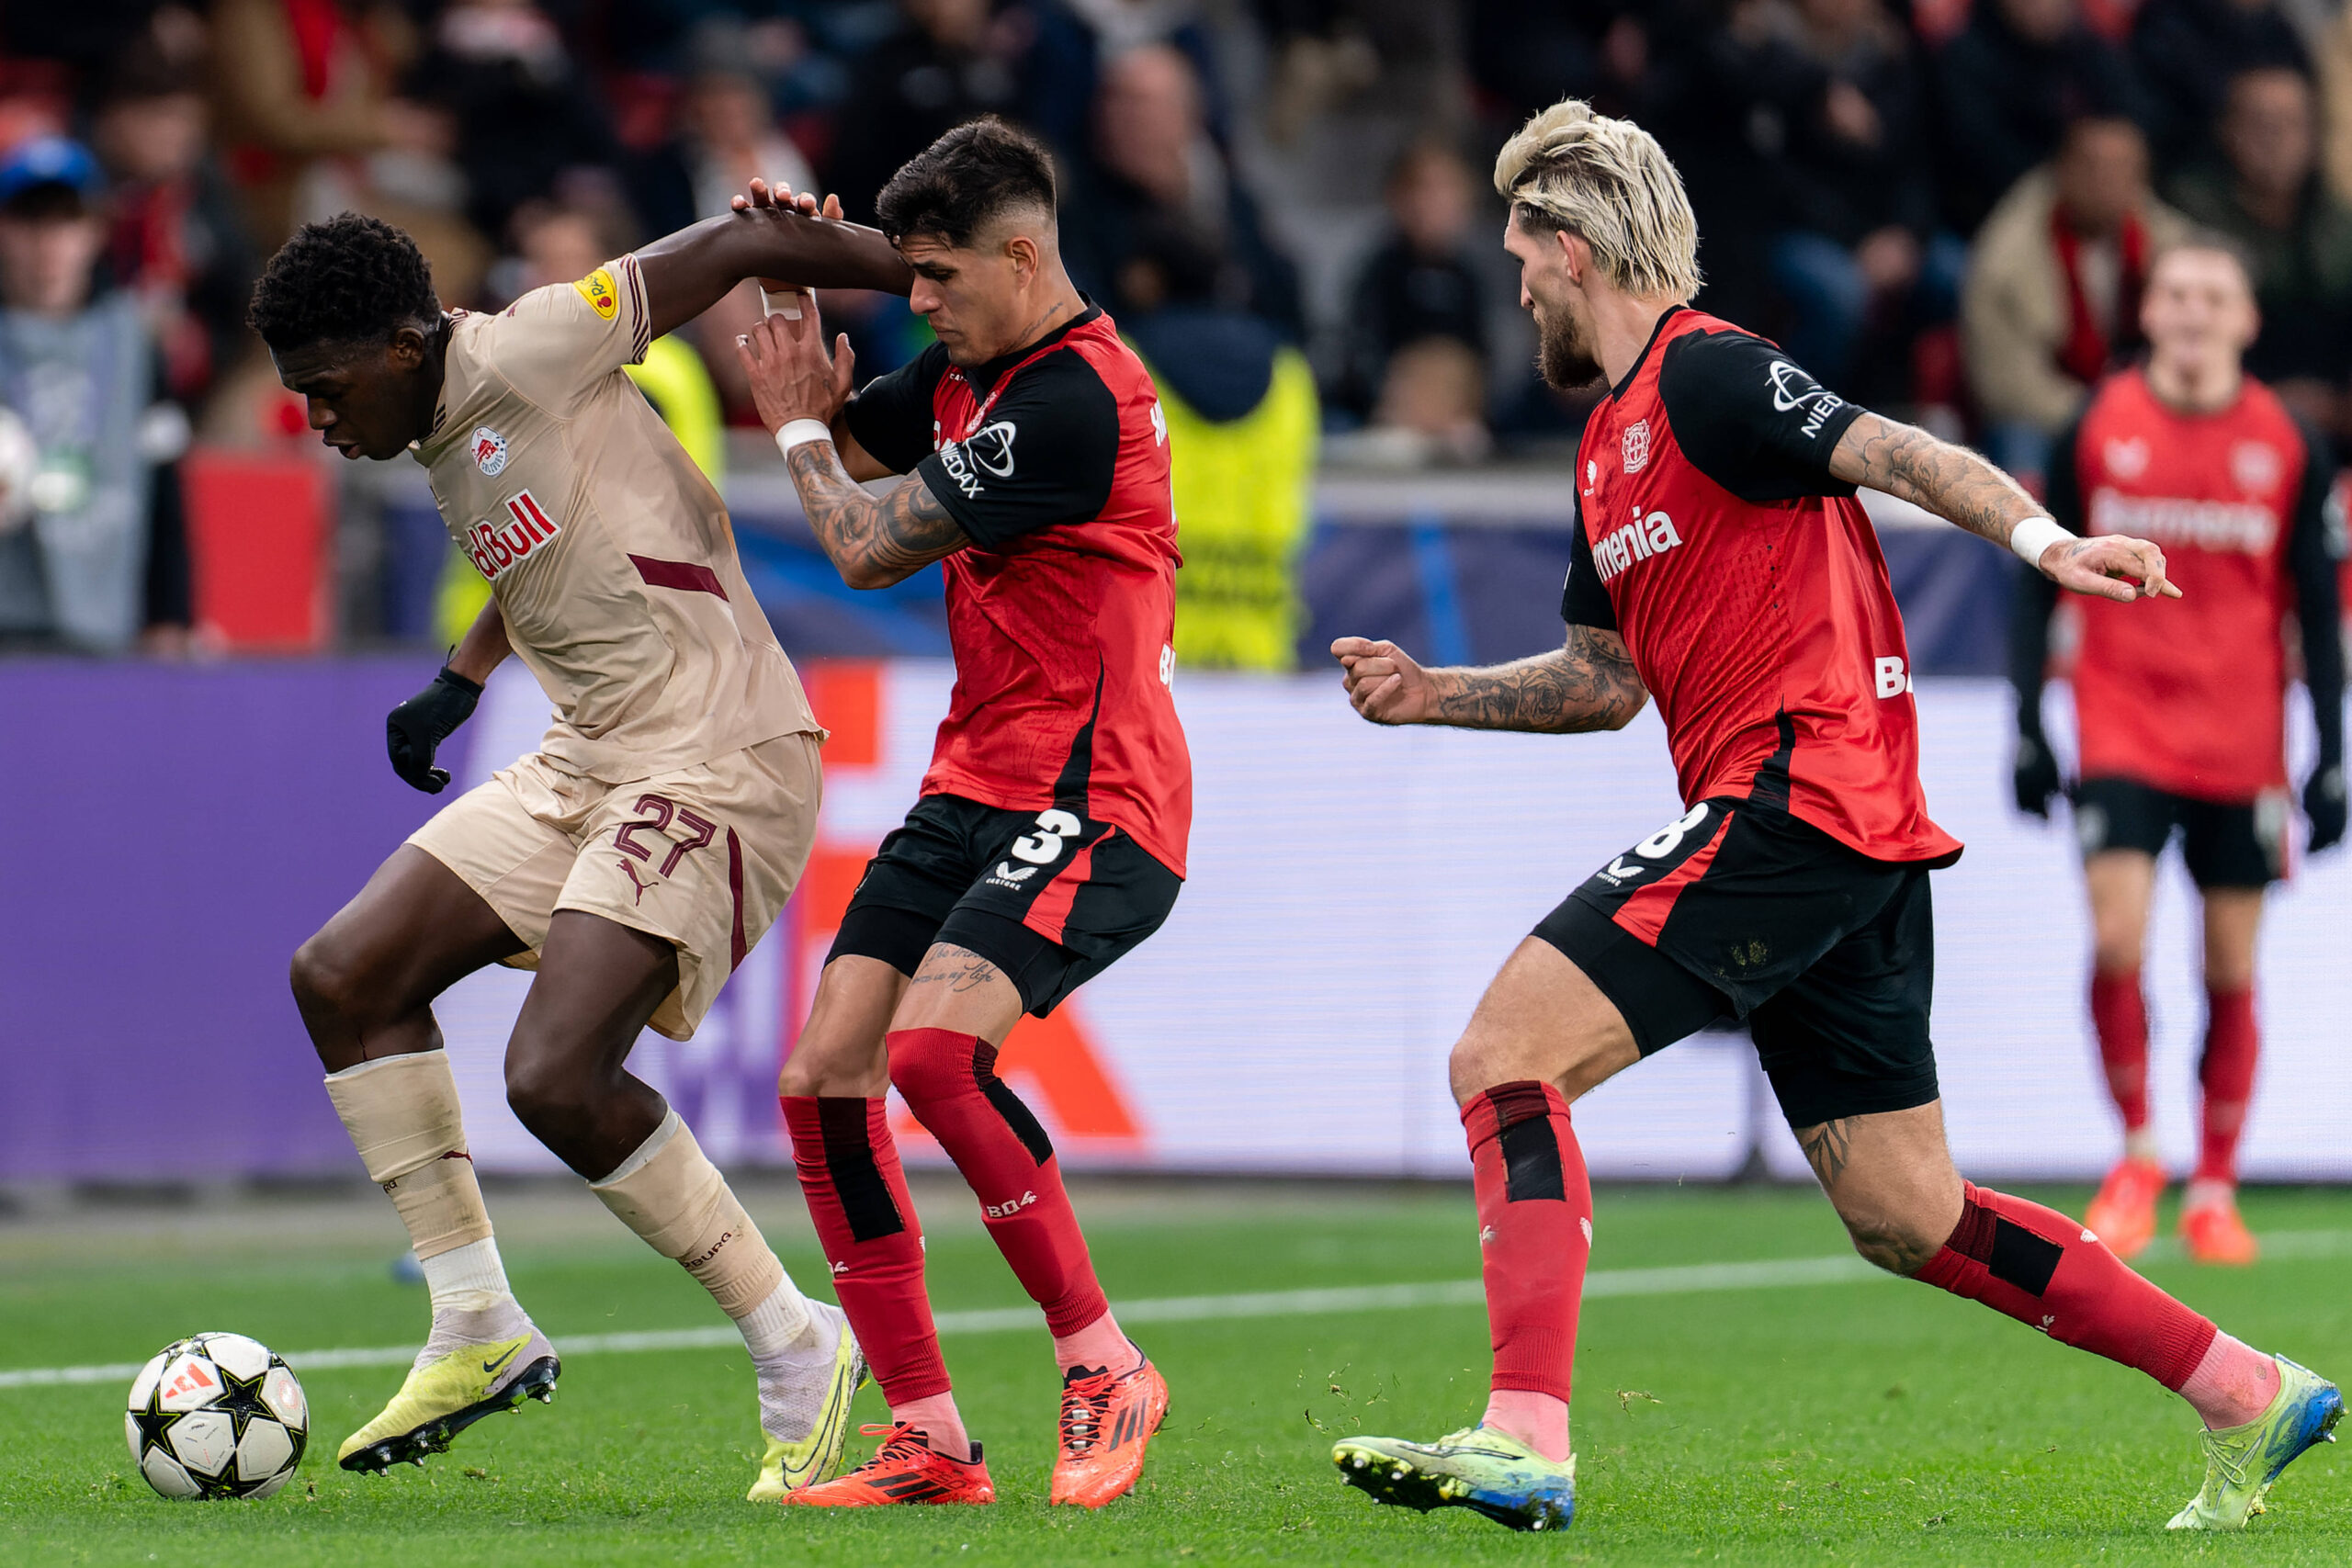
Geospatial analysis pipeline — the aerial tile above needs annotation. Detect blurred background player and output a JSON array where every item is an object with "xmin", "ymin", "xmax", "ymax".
[
  {"xmin": 732, "ymin": 118, "xmax": 1189, "ymax": 1509},
  {"xmin": 250, "ymin": 197, "xmax": 910, "ymax": 1496},
  {"xmin": 1327, "ymin": 97, "xmax": 2337, "ymax": 1536},
  {"xmin": 2011, "ymin": 240, "xmax": 2346, "ymax": 1266}
]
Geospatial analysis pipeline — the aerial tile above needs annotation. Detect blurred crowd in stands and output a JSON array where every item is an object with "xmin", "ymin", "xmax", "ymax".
[{"xmin": 3, "ymin": 0, "xmax": 2352, "ymax": 657}]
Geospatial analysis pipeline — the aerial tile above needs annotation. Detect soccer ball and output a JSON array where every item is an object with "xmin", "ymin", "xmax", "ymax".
[{"xmin": 125, "ymin": 1334, "xmax": 308, "ymax": 1499}]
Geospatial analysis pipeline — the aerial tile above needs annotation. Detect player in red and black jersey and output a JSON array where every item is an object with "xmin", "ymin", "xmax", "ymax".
[
  {"xmin": 2011, "ymin": 243, "xmax": 2346, "ymax": 1267},
  {"xmin": 732, "ymin": 118, "xmax": 1186, "ymax": 1510},
  {"xmin": 1326, "ymin": 99, "xmax": 2339, "ymax": 1535}
]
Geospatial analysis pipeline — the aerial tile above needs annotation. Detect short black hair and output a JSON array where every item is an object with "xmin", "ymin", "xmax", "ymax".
[
  {"xmin": 248, "ymin": 212, "xmax": 439, "ymax": 353},
  {"xmin": 875, "ymin": 117, "xmax": 1057, "ymax": 249}
]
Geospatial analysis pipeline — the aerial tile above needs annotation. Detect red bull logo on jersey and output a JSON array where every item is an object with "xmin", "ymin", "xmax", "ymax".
[
  {"xmin": 463, "ymin": 489, "xmax": 562, "ymax": 582},
  {"xmin": 1593, "ymin": 504, "xmax": 1684, "ymax": 584},
  {"xmin": 2087, "ymin": 488, "xmax": 2276, "ymax": 554},
  {"xmin": 469, "ymin": 425, "xmax": 509, "ymax": 477}
]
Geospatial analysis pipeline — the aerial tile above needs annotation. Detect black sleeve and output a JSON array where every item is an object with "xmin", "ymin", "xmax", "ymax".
[
  {"xmin": 841, "ymin": 344, "xmax": 949, "ymax": 476},
  {"xmin": 2007, "ymin": 411, "xmax": 2084, "ymax": 742},
  {"xmin": 1559, "ymin": 491, "xmax": 1619, "ymax": 632},
  {"xmin": 2287, "ymin": 412, "xmax": 2346, "ymax": 770},
  {"xmin": 910, "ymin": 348, "xmax": 1121, "ymax": 550},
  {"xmin": 1656, "ymin": 329, "xmax": 1869, "ymax": 502}
]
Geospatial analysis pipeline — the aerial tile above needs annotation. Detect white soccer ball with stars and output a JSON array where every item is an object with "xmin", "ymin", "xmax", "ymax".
[{"xmin": 125, "ymin": 1333, "xmax": 308, "ymax": 1499}]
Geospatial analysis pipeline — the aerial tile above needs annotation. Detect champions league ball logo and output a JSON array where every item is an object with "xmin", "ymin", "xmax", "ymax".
[{"xmin": 471, "ymin": 426, "xmax": 510, "ymax": 477}]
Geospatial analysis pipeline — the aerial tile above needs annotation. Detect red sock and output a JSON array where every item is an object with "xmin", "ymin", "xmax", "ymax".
[
  {"xmin": 888, "ymin": 1028, "xmax": 1109, "ymax": 1337},
  {"xmin": 1915, "ymin": 1181, "xmax": 2215, "ymax": 1390},
  {"xmin": 1463, "ymin": 1081, "xmax": 1591, "ymax": 1404},
  {"xmin": 2196, "ymin": 986, "xmax": 2258, "ymax": 1186},
  {"xmin": 2089, "ymin": 969, "xmax": 2150, "ymax": 1134},
  {"xmin": 782, "ymin": 1095, "xmax": 950, "ymax": 1403}
]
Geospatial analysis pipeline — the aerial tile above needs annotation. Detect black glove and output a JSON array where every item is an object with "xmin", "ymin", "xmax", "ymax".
[
  {"xmin": 2013, "ymin": 733, "xmax": 2063, "ymax": 818},
  {"xmin": 2306, "ymin": 763, "xmax": 2347, "ymax": 854},
  {"xmin": 385, "ymin": 667, "xmax": 483, "ymax": 794}
]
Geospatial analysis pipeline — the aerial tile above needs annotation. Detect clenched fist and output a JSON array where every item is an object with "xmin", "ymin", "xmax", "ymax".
[{"xmin": 1333, "ymin": 637, "xmax": 1437, "ymax": 725}]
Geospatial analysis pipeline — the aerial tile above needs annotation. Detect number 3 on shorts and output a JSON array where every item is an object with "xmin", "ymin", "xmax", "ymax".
[{"xmin": 1011, "ymin": 808, "xmax": 1083, "ymax": 865}]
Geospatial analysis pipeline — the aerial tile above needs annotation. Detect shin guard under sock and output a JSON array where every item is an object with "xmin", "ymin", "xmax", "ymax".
[
  {"xmin": 2196, "ymin": 987, "xmax": 2258, "ymax": 1186},
  {"xmin": 1463, "ymin": 1080, "xmax": 1591, "ymax": 1404},
  {"xmin": 783, "ymin": 1095, "xmax": 950, "ymax": 1403},
  {"xmin": 2089, "ymin": 970, "xmax": 2151, "ymax": 1134},
  {"xmin": 888, "ymin": 1028, "xmax": 1110, "ymax": 1337},
  {"xmin": 1915, "ymin": 1181, "xmax": 2216, "ymax": 1391}
]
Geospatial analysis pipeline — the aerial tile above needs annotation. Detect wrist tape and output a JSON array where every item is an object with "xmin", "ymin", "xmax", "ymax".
[{"xmin": 2010, "ymin": 516, "xmax": 2072, "ymax": 570}]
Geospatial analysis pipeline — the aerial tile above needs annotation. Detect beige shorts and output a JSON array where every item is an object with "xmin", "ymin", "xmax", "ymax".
[{"xmin": 409, "ymin": 732, "xmax": 821, "ymax": 1040}]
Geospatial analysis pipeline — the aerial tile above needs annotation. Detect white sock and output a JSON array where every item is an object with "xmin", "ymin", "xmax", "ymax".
[
  {"xmin": 736, "ymin": 1277, "xmax": 816, "ymax": 1362},
  {"xmin": 2124, "ymin": 1129, "xmax": 2161, "ymax": 1164},
  {"xmin": 421, "ymin": 1236, "xmax": 514, "ymax": 1316},
  {"xmin": 748, "ymin": 1286, "xmax": 842, "ymax": 1443},
  {"xmin": 2184, "ymin": 1177, "xmax": 2236, "ymax": 1212}
]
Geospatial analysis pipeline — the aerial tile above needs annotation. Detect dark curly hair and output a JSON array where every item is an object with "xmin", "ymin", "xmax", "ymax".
[
  {"xmin": 247, "ymin": 212, "xmax": 439, "ymax": 353},
  {"xmin": 875, "ymin": 117, "xmax": 1057, "ymax": 249}
]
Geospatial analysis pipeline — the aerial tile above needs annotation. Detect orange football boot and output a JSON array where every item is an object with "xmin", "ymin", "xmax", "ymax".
[
  {"xmin": 1049, "ymin": 1354, "xmax": 1169, "ymax": 1507},
  {"xmin": 783, "ymin": 1424, "xmax": 995, "ymax": 1506},
  {"xmin": 2084, "ymin": 1156, "xmax": 2166, "ymax": 1259},
  {"xmin": 2181, "ymin": 1194, "xmax": 2260, "ymax": 1266}
]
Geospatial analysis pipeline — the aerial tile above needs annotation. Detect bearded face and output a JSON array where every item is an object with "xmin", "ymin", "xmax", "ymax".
[{"xmin": 1535, "ymin": 296, "xmax": 1601, "ymax": 391}]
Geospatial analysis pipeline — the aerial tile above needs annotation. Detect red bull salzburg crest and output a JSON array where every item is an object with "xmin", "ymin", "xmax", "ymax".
[{"xmin": 470, "ymin": 425, "xmax": 510, "ymax": 477}]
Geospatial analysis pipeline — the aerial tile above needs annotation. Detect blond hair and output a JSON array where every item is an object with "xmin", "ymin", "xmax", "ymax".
[{"xmin": 1493, "ymin": 99, "xmax": 1701, "ymax": 303}]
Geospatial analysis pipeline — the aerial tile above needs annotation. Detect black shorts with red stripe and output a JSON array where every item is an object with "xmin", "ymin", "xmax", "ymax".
[
  {"xmin": 1532, "ymin": 796, "xmax": 1939, "ymax": 1129},
  {"xmin": 828, "ymin": 793, "xmax": 1182, "ymax": 1017}
]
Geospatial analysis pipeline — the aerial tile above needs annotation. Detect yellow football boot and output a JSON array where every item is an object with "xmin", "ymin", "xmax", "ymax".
[
  {"xmin": 748, "ymin": 1302, "xmax": 869, "ymax": 1502},
  {"xmin": 339, "ymin": 1314, "xmax": 559, "ymax": 1473}
]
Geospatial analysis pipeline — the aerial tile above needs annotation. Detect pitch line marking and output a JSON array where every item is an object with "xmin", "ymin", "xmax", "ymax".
[{"xmin": 7, "ymin": 1227, "xmax": 2346, "ymax": 1392}]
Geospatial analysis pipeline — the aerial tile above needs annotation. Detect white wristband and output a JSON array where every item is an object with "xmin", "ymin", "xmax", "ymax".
[
  {"xmin": 2009, "ymin": 516, "xmax": 2071, "ymax": 570},
  {"xmin": 775, "ymin": 419, "xmax": 832, "ymax": 457},
  {"xmin": 760, "ymin": 288, "xmax": 806, "ymax": 320}
]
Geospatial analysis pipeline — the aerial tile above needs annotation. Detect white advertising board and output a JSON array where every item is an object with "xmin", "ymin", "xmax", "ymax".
[{"xmin": 435, "ymin": 662, "xmax": 2349, "ymax": 1183}]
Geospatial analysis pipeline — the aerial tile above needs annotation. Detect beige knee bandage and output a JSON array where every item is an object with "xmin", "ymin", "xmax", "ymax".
[
  {"xmin": 323, "ymin": 1053, "xmax": 493, "ymax": 1260},
  {"xmin": 592, "ymin": 1111, "xmax": 786, "ymax": 1318}
]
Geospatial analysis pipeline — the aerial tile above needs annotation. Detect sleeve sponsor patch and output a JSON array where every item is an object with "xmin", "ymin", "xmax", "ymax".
[{"xmin": 572, "ymin": 268, "xmax": 620, "ymax": 321}]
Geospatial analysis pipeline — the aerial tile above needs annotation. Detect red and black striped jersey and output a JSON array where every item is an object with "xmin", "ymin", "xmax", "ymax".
[
  {"xmin": 2041, "ymin": 367, "xmax": 2344, "ymax": 802},
  {"xmin": 1563, "ymin": 306, "xmax": 1962, "ymax": 865},
  {"xmin": 845, "ymin": 303, "xmax": 1193, "ymax": 877}
]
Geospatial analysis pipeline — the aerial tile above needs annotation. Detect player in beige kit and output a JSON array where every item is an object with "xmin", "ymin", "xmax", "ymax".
[{"xmin": 250, "ymin": 209, "xmax": 911, "ymax": 1495}]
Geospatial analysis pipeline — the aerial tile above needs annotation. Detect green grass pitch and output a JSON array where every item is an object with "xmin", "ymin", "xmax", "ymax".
[{"xmin": 3, "ymin": 1177, "xmax": 2348, "ymax": 1565}]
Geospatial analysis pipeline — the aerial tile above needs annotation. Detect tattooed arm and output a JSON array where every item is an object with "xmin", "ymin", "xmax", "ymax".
[
  {"xmin": 784, "ymin": 445, "xmax": 970, "ymax": 589},
  {"xmin": 1829, "ymin": 410, "xmax": 2179, "ymax": 604},
  {"xmin": 733, "ymin": 287, "xmax": 971, "ymax": 588},
  {"xmin": 1331, "ymin": 626, "xmax": 1648, "ymax": 733}
]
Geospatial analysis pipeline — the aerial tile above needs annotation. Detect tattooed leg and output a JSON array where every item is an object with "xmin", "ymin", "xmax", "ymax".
[{"xmin": 1795, "ymin": 1102, "xmax": 1966, "ymax": 1277}]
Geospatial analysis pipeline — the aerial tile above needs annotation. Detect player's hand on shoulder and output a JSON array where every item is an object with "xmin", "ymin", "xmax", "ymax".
[
  {"xmin": 1333, "ymin": 637, "xmax": 1434, "ymax": 725},
  {"xmin": 2012, "ymin": 734, "xmax": 2063, "ymax": 819},
  {"xmin": 2305, "ymin": 764, "xmax": 2347, "ymax": 854},
  {"xmin": 386, "ymin": 666, "xmax": 484, "ymax": 795},
  {"xmin": 2041, "ymin": 533, "xmax": 2184, "ymax": 604}
]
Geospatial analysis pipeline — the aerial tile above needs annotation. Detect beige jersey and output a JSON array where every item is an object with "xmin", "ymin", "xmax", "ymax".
[{"xmin": 413, "ymin": 254, "xmax": 819, "ymax": 784}]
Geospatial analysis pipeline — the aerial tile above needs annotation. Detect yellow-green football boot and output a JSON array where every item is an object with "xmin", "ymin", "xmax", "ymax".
[
  {"xmin": 2167, "ymin": 1355, "xmax": 2342, "ymax": 1530},
  {"xmin": 339, "ymin": 1303, "xmax": 559, "ymax": 1473},
  {"xmin": 1334, "ymin": 1425, "xmax": 1576, "ymax": 1532},
  {"xmin": 748, "ymin": 1301, "xmax": 869, "ymax": 1502}
]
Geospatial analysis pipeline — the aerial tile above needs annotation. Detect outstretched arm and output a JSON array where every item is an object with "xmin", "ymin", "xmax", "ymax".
[
  {"xmin": 1332, "ymin": 626, "xmax": 1648, "ymax": 733},
  {"xmin": 1829, "ymin": 410, "xmax": 2181, "ymax": 604},
  {"xmin": 633, "ymin": 180, "xmax": 912, "ymax": 344}
]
